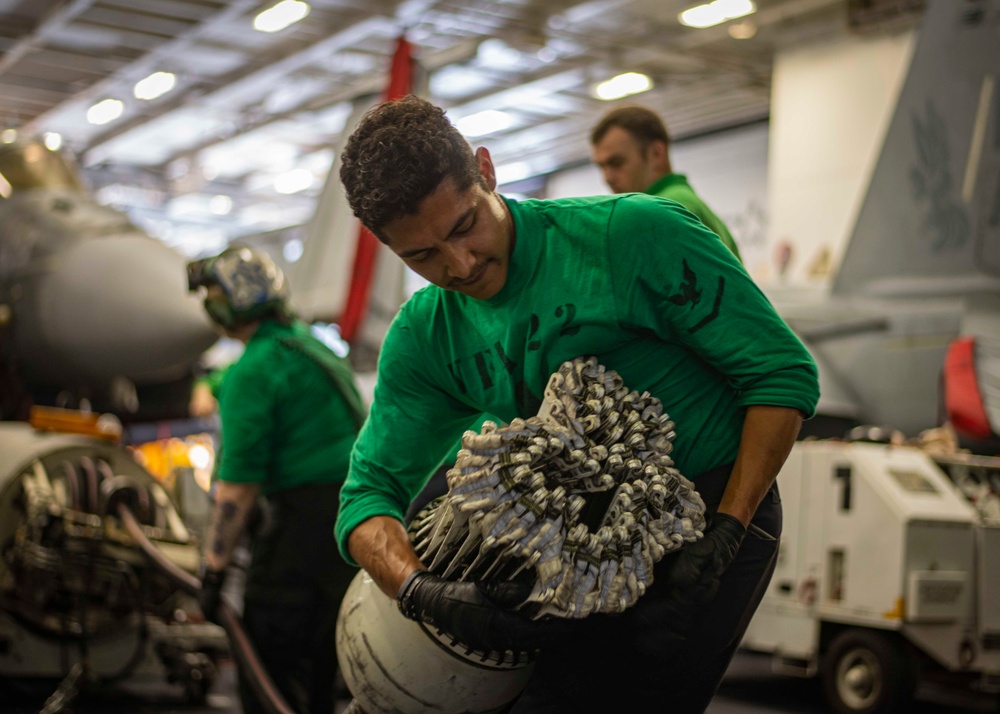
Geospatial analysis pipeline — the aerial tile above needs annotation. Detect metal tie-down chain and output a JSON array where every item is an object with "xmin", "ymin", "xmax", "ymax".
[{"xmin": 409, "ymin": 356, "xmax": 707, "ymax": 619}]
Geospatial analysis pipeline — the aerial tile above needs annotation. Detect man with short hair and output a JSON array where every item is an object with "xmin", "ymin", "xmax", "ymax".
[
  {"xmin": 591, "ymin": 104, "xmax": 742, "ymax": 261},
  {"xmin": 188, "ymin": 246, "xmax": 363, "ymax": 714},
  {"xmin": 335, "ymin": 95, "xmax": 817, "ymax": 712}
]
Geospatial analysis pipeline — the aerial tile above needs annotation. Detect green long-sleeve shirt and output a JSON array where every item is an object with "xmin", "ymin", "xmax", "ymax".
[
  {"xmin": 647, "ymin": 173, "xmax": 742, "ymax": 262},
  {"xmin": 336, "ymin": 193, "xmax": 817, "ymax": 561},
  {"xmin": 217, "ymin": 320, "xmax": 361, "ymax": 496}
]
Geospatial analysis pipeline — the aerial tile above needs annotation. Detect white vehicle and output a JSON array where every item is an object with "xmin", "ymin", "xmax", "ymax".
[{"xmin": 741, "ymin": 440, "xmax": 1000, "ymax": 713}]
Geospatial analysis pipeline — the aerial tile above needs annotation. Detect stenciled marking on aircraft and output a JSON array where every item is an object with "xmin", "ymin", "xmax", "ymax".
[{"xmin": 909, "ymin": 99, "xmax": 971, "ymax": 252}]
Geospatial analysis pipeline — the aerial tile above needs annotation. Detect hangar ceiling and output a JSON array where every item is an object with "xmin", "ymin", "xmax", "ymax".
[{"xmin": 0, "ymin": 0, "xmax": 922, "ymax": 256}]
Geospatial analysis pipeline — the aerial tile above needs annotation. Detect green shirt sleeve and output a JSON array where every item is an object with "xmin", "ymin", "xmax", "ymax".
[
  {"xmin": 688, "ymin": 204, "xmax": 742, "ymax": 264},
  {"xmin": 335, "ymin": 315, "xmax": 479, "ymax": 564},
  {"xmin": 608, "ymin": 196, "xmax": 817, "ymax": 416},
  {"xmin": 216, "ymin": 358, "xmax": 277, "ymax": 485},
  {"xmin": 652, "ymin": 179, "xmax": 742, "ymax": 262}
]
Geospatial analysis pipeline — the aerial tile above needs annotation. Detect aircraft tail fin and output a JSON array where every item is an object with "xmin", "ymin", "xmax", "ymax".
[{"xmin": 833, "ymin": 0, "xmax": 1000, "ymax": 298}]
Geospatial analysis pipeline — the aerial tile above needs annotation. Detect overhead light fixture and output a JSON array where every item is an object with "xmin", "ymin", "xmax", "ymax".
[
  {"xmin": 254, "ymin": 0, "xmax": 310, "ymax": 33},
  {"xmin": 283, "ymin": 238, "xmax": 304, "ymax": 263},
  {"xmin": 477, "ymin": 39, "xmax": 521, "ymax": 69},
  {"xmin": 456, "ymin": 110, "xmax": 513, "ymax": 138},
  {"xmin": 210, "ymin": 195, "xmax": 233, "ymax": 215},
  {"xmin": 87, "ymin": 99, "xmax": 124, "ymax": 125},
  {"xmin": 43, "ymin": 132, "xmax": 62, "ymax": 151},
  {"xmin": 594, "ymin": 72, "xmax": 652, "ymax": 101},
  {"xmin": 679, "ymin": 0, "xmax": 756, "ymax": 29},
  {"xmin": 728, "ymin": 19, "xmax": 757, "ymax": 39},
  {"xmin": 495, "ymin": 161, "xmax": 530, "ymax": 186},
  {"xmin": 274, "ymin": 168, "xmax": 314, "ymax": 194},
  {"xmin": 134, "ymin": 71, "xmax": 176, "ymax": 100},
  {"xmin": 1, "ymin": 128, "xmax": 17, "ymax": 144}
]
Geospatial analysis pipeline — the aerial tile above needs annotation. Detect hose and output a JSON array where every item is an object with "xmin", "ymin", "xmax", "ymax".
[
  {"xmin": 116, "ymin": 503, "xmax": 296, "ymax": 714},
  {"xmin": 37, "ymin": 662, "xmax": 87, "ymax": 714}
]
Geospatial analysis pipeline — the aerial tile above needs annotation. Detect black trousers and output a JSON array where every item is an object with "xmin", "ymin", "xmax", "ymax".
[
  {"xmin": 510, "ymin": 464, "xmax": 782, "ymax": 713},
  {"xmin": 237, "ymin": 482, "xmax": 357, "ymax": 714}
]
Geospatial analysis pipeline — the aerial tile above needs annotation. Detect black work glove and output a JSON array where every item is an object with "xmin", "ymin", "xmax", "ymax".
[
  {"xmin": 397, "ymin": 570, "xmax": 569, "ymax": 653},
  {"xmin": 636, "ymin": 513, "xmax": 747, "ymax": 650},
  {"xmin": 198, "ymin": 564, "xmax": 227, "ymax": 625},
  {"xmin": 664, "ymin": 512, "xmax": 747, "ymax": 605}
]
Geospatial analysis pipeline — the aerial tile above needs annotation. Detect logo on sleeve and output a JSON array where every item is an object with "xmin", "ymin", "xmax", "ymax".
[{"xmin": 667, "ymin": 259, "xmax": 725, "ymax": 334}]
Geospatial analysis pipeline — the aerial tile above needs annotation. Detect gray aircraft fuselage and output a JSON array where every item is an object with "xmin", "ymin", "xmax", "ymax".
[{"xmin": 0, "ymin": 139, "xmax": 217, "ymax": 418}]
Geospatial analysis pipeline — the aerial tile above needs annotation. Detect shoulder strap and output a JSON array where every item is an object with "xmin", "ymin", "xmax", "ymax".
[{"xmin": 277, "ymin": 333, "xmax": 367, "ymax": 431}]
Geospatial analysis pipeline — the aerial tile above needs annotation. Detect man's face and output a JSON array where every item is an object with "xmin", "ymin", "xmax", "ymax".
[
  {"xmin": 591, "ymin": 125, "xmax": 658, "ymax": 194},
  {"xmin": 381, "ymin": 149, "xmax": 513, "ymax": 300}
]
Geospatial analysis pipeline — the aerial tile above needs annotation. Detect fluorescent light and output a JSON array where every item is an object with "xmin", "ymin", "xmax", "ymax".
[
  {"xmin": 210, "ymin": 194, "xmax": 233, "ymax": 215},
  {"xmin": 679, "ymin": 0, "xmax": 756, "ymax": 29},
  {"xmin": 0, "ymin": 172, "xmax": 11, "ymax": 198},
  {"xmin": 274, "ymin": 168, "xmax": 314, "ymax": 194},
  {"xmin": 456, "ymin": 110, "xmax": 513, "ymax": 138},
  {"xmin": 430, "ymin": 66, "xmax": 494, "ymax": 99},
  {"xmin": 477, "ymin": 39, "xmax": 521, "ymax": 69},
  {"xmin": 134, "ymin": 71, "xmax": 176, "ymax": 100},
  {"xmin": 283, "ymin": 238, "xmax": 304, "ymax": 263},
  {"xmin": 87, "ymin": 99, "xmax": 124, "ymax": 125},
  {"xmin": 254, "ymin": 0, "xmax": 310, "ymax": 33},
  {"xmin": 495, "ymin": 161, "xmax": 530, "ymax": 186},
  {"xmin": 1, "ymin": 129, "xmax": 17, "ymax": 144},
  {"xmin": 728, "ymin": 19, "xmax": 757, "ymax": 39},
  {"xmin": 594, "ymin": 72, "xmax": 652, "ymax": 101},
  {"xmin": 43, "ymin": 132, "xmax": 62, "ymax": 151}
]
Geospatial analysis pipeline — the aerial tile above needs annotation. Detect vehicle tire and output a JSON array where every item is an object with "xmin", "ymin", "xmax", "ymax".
[{"xmin": 821, "ymin": 629, "xmax": 918, "ymax": 714}]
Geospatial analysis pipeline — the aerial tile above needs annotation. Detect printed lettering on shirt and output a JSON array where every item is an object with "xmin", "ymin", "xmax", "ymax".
[
  {"xmin": 446, "ymin": 303, "xmax": 583, "ymax": 404},
  {"xmin": 473, "ymin": 350, "xmax": 494, "ymax": 389},
  {"xmin": 493, "ymin": 341, "xmax": 518, "ymax": 375},
  {"xmin": 555, "ymin": 303, "xmax": 582, "ymax": 336},
  {"xmin": 527, "ymin": 313, "xmax": 542, "ymax": 351},
  {"xmin": 449, "ymin": 342, "xmax": 520, "ymax": 395},
  {"xmin": 528, "ymin": 303, "xmax": 581, "ymax": 351},
  {"xmin": 514, "ymin": 380, "xmax": 542, "ymax": 415}
]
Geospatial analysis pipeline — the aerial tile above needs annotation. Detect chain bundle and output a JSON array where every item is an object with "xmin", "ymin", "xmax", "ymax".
[{"xmin": 409, "ymin": 357, "xmax": 707, "ymax": 619}]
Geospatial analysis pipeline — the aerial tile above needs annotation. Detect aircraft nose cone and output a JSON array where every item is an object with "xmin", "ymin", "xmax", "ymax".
[{"xmin": 25, "ymin": 234, "xmax": 217, "ymax": 382}]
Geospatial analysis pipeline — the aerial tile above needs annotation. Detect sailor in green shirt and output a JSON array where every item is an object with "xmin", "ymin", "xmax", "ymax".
[
  {"xmin": 336, "ymin": 96, "xmax": 817, "ymax": 713},
  {"xmin": 187, "ymin": 246, "xmax": 363, "ymax": 714},
  {"xmin": 591, "ymin": 104, "xmax": 743, "ymax": 262}
]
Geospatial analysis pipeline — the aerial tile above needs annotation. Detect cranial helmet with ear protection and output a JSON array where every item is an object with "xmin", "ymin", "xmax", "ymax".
[{"xmin": 187, "ymin": 246, "xmax": 290, "ymax": 329}]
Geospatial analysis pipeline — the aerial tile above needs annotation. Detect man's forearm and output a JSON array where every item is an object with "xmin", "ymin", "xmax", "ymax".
[
  {"xmin": 203, "ymin": 480, "xmax": 260, "ymax": 571},
  {"xmin": 717, "ymin": 405, "xmax": 802, "ymax": 526},
  {"xmin": 348, "ymin": 515, "xmax": 425, "ymax": 599}
]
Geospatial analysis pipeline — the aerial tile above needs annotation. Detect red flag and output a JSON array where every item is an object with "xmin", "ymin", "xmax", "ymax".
[{"xmin": 339, "ymin": 36, "xmax": 413, "ymax": 343}]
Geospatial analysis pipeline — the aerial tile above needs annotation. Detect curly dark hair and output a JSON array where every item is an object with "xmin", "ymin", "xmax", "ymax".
[
  {"xmin": 339, "ymin": 95, "xmax": 483, "ymax": 241},
  {"xmin": 590, "ymin": 105, "xmax": 670, "ymax": 151}
]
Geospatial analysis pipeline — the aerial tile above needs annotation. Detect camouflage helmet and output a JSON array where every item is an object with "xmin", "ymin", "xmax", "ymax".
[{"xmin": 187, "ymin": 246, "xmax": 290, "ymax": 328}]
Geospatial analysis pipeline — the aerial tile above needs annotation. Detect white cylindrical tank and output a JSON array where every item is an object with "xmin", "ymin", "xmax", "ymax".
[{"xmin": 336, "ymin": 570, "xmax": 535, "ymax": 713}]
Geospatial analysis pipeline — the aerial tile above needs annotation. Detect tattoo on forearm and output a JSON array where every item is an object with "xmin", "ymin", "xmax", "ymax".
[
  {"xmin": 220, "ymin": 500, "xmax": 237, "ymax": 521},
  {"xmin": 205, "ymin": 497, "xmax": 253, "ymax": 568}
]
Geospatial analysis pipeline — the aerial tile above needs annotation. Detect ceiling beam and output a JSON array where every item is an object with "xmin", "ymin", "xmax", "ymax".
[
  {"xmin": 20, "ymin": 0, "xmax": 263, "ymax": 135},
  {"xmin": 0, "ymin": 0, "xmax": 97, "ymax": 76},
  {"xmin": 140, "ymin": 34, "xmax": 483, "ymax": 171}
]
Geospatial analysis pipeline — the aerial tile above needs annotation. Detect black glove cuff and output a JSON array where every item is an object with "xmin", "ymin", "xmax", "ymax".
[
  {"xmin": 199, "ymin": 562, "xmax": 226, "ymax": 589},
  {"xmin": 711, "ymin": 512, "xmax": 747, "ymax": 536},
  {"xmin": 397, "ymin": 569, "xmax": 430, "ymax": 621},
  {"xmin": 710, "ymin": 512, "xmax": 748, "ymax": 552}
]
